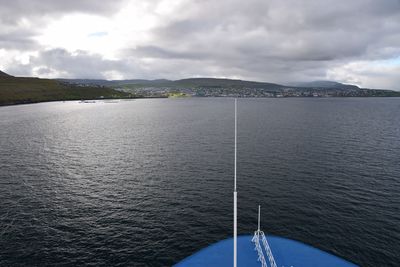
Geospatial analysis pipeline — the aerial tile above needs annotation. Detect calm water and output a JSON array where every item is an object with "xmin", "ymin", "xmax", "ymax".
[{"xmin": 0, "ymin": 98, "xmax": 399, "ymax": 266}]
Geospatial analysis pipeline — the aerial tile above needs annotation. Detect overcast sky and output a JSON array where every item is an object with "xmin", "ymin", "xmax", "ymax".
[{"xmin": 1, "ymin": 0, "xmax": 400, "ymax": 90}]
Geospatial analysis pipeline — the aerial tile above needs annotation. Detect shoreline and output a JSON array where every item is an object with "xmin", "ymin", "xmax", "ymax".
[
  {"xmin": 1, "ymin": 95, "xmax": 400, "ymax": 108},
  {"xmin": 0, "ymin": 96, "xmax": 169, "ymax": 107}
]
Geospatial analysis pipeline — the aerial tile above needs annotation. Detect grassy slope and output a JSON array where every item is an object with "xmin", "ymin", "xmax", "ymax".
[
  {"xmin": 112, "ymin": 77, "xmax": 285, "ymax": 91},
  {"xmin": 0, "ymin": 76, "xmax": 128, "ymax": 106},
  {"xmin": 174, "ymin": 78, "xmax": 284, "ymax": 89},
  {"xmin": 0, "ymin": 70, "xmax": 10, "ymax": 77}
]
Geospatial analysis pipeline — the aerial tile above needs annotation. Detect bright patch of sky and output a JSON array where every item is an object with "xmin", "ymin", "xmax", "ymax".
[
  {"xmin": 88, "ymin": 31, "xmax": 108, "ymax": 38},
  {"xmin": 383, "ymin": 56, "xmax": 400, "ymax": 66}
]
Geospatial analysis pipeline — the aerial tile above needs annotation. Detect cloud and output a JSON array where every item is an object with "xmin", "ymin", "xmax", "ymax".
[
  {"xmin": 1, "ymin": 0, "xmax": 400, "ymax": 90},
  {"xmin": 0, "ymin": 30, "xmax": 39, "ymax": 50},
  {"xmin": 327, "ymin": 59, "xmax": 400, "ymax": 90},
  {"xmin": 0, "ymin": 0, "xmax": 126, "ymax": 25},
  {"xmin": 132, "ymin": 0, "xmax": 400, "ymax": 87},
  {"xmin": 0, "ymin": 0, "xmax": 127, "ymax": 55},
  {"xmin": 7, "ymin": 48, "xmax": 145, "ymax": 79}
]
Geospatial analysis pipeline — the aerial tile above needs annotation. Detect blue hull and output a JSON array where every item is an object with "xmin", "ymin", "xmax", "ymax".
[{"xmin": 175, "ymin": 235, "xmax": 358, "ymax": 267}]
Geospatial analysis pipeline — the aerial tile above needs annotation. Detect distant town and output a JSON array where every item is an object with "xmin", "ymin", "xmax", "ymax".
[
  {"xmin": 60, "ymin": 77, "xmax": 400, "ymax": 98},
  {"xmin": 114, "ymin": 86, "xmax": 400, "ymax": 98}
]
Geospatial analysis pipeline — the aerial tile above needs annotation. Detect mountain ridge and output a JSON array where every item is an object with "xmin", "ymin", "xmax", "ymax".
[
  {"xmin": 1, "ymin": 68, "xmax": 396, "ymax": 91},
  {"xmin": 0, "ymin": 70, "xmax": 11, "ymax": 77},
  {"xmin": 1, "ymin": 71, "xmax": 400, "ymax": 106},
  {"xmin": 57, "ymin": 77, "xmax": 302, "ymax": 90},
  {"xmin": 288, "ymin": 80, "xmax": 360, "ymax": 90},
  {"xmin": 0, "ymin": 73, "xmax": 128, "ymax": 106}
]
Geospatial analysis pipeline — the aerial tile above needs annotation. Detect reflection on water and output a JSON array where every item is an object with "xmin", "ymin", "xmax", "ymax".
[{"xmin": 0, "ymin": 98, "xmax": 399, "ymax": 266}]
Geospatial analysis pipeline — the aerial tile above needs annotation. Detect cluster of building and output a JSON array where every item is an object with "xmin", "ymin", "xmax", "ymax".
[{"xmin": 119, "ymin": 86, "xmax": 398, "ymax": 98}]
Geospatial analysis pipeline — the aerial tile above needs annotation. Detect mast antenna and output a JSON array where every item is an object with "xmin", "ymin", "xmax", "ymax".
[
  {"xmin": 258, "ymin": 205, "xmax": 261, "ymax": 232},
  {"xmin": 233, "ymin": 98, "xmax": 237, "ymax": 267}
]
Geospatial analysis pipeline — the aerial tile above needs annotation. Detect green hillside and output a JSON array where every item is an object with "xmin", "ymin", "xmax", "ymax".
[
  {"xmin": 0, "ymin": 70, "xmax": 11, "ymax": 77},
  {"xmin": 173, "ymin": 78, "xmax": 284, "ymax": 89},
  {"xmin": 109, "ymin": 77, "xmax": 284, "ymax": 89},
  {"xmin": 0, "ymin": 76, "xmax": 128, "ymax": 106}
]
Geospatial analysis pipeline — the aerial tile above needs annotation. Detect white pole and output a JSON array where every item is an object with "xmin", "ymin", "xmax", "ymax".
[
  {"xmin": 234, "ymin": 99, "xmax": 237, "ymax": 267},
  {"xmin": 234, "ymin": 191, "xmax": 237, "ymax": 267},
  {"xmin": 258, "ymin": 205, "xmax": 260, "ymax": 232},
  {"xmin": 234, "ymin": 99, "xmax": 237, "ymax": 192}
]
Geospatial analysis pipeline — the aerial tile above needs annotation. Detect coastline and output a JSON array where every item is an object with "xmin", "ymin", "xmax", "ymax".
[
  {"xmin": 0, "ymin": 96, "xmax": 169, "ymax": 107},
  {"xmin": 1, "ymin": 95, "xmax": 400, "ymax": 108}
]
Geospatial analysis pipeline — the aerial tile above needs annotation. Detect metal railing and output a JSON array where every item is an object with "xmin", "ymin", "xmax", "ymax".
[
  {"xmin": 261, "ymin": 231, "xmax": 277, "ymax": 267},
  {"xmin": 252, "ymin": 231, "xmax": 267, "ymax": 267}
]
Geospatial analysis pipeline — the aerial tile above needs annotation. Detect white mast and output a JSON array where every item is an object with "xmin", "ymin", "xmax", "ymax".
[
  {"xmin": 234, "ymin": 98, "xmax": 237, "ymax": 267},
  {"xmin": 258, "ymin": 205, "xmax": 261, "ymax": 232}
]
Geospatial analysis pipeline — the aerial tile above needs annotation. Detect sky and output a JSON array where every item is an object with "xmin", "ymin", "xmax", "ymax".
[{"xmin": 1, "ymin": 0, "xmax": 400, "ymax": 90}]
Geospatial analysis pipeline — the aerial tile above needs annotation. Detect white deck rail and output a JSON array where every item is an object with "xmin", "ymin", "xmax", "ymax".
[
  {"xmin": 252, "ymin": 205, "xmax": 278, "ymax": 267},
  {"xmin": 252, "ymin": 231, "xmax": 268, "ymax": 267},
  {"xmin": 252, "ymin": 230, "xmax": 278, "ymax": 267},
  {"xmin": 261, "ymin": 232, "xmax": 278, "ymax": 267}
]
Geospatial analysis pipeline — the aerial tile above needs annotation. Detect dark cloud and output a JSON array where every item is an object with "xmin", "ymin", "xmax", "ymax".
[
  {"xmin": 129, "ymin": 0, "xmax": 400, "ymax": 87},
  {"xmin": 2, "ymin": 0, "xmax": 400, "ymax": 89},
  {"xmin": 0, "ymin": 0, "xmax": 126, "ymax": 25},
  {"xmin": 0, "ymin": 30, "xmax": 39, "ymax": 50}
]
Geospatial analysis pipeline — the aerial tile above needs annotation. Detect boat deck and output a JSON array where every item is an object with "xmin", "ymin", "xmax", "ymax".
[{"xmin": 175, "ymin": 235, "xmax": 358, "ymax": 267}]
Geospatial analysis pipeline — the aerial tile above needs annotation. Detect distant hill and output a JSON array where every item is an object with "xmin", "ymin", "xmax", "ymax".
[
  {"xmin": 58, "ymin": 77, "xmax": 400, "ymax": 97},
  {"xmin": 0, "ymin": 76, "xmax": 128, "ymax": 106},
  {"xmin": 0, "ymin": 70, "xmax": 11, "ymax": 77},
  {"xmin": 60, "ymin": 77, "xmax": 285, "ymax": 90},
  {"xmin": 173, "ymin": 78, "xmax": 284, "ymax": 89},
  {"xmin": 58, "ymin": 78, "xmax": 174, "ymax": 87},
  {"xmin": 61, "ymin": 77, "xmax": 363, "ymax": 91},
  {"xmin": 3, "ymin": 75, "xmax": 398, "ymax": 106},
  {"xmin": 289, "ymin": 81, "xmax": 360, "ymax": 90}
]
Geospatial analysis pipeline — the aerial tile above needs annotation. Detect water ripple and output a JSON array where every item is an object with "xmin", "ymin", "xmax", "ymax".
[{"xmin": 0, "ymin": 98, "xmax": 399, "ymax": 266}]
